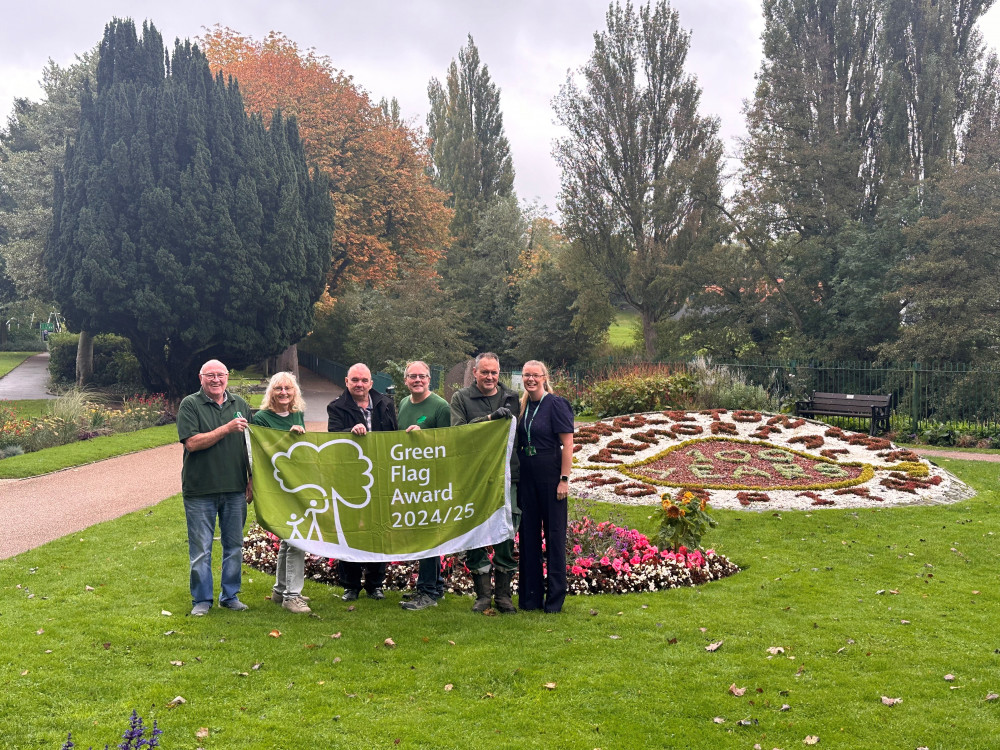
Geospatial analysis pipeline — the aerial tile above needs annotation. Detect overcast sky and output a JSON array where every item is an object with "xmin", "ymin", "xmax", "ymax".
[{"xmin": 4, "ymin": 1, "xmax": 1000, "ymax": 215}]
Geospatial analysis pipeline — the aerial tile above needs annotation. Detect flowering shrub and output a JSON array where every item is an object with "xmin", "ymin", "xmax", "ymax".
[
  {"xmin": 658, "ymin": 490, "xmax": 717, "ymax": 551},
  {"xmin": 243, "ymin": 519, "xmax": 739, "ymax": 596}
]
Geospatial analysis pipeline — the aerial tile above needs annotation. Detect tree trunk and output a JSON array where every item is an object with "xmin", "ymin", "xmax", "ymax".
[
  {"xmin": 640, "ymin": 309, "xmax": 657, "ymax": 359},
  {"xmin": 76, "ymin": 330, "xmax": 94, "ymax": 387},
  {"xmin": 269, "ymin": 344, "xmax": 299, "ymax": 380}
]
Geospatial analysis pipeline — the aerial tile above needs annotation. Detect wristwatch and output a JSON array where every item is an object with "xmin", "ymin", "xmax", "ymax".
[{"xmin": 559, "ymin": 475, "xmax": 569, "ymax": 482}]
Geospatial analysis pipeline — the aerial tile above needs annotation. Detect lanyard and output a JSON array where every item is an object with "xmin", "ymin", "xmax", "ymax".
[{"xmin": 525, "ymin": 393, "xmax": 546, "ymax": 447}]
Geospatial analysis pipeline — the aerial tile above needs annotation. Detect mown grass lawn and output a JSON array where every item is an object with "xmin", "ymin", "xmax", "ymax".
[
  {"xmin": 608, "ymin": 310, "xmax": 640, "ymax": 349},
  {"xmin": 0, "ymin": 424, "xmax": 177, "ymax": 479},
  {"xmin": 0, "ymin": 352, "xmax": 35, "ymax": 378},
  {"xmin": 2, "ymin": 459, "xmax": 999, "ymax": 749}
]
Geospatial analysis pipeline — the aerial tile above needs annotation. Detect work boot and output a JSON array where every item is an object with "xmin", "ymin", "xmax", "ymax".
[
  {"xmin": 493, "ymin": 569, "xmax": 517, "ymax": 614},
  {"xmin": 471, "ymin": 572, "xmax": 493, "ymax": 612}
]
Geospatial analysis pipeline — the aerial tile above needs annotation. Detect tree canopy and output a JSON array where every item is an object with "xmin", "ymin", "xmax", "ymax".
[
  {"xmin": 554, "ymin": 0, "xmax": 725, "ymax": 358},
  {"xmin": 46, "ymin": 19, "xmax": 334, "ymax": 400},
  {"xmin": 200, "ymin": 27, "xmax": 451, "ymax": 290}
]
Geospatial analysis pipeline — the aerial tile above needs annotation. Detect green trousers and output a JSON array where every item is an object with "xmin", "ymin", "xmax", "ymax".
[{"xmin": 465, "ymin": 487, "xmax": 519, "ymax": 574}]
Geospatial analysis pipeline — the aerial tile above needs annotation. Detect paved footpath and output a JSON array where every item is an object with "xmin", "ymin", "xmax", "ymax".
[
  {"xmin": 0, "ymin": 351, "xmax": 57, "ymax": 400},
  {"xmin": 0, "ymin": 363, "xmax": 341, "ymax": 560}
]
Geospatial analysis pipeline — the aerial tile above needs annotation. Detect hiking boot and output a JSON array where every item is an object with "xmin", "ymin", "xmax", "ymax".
[
  {"xmin": 493, "ymin": 570, "xmax": 517, "ymax": 614},
  {"xmin": 220, "ymin": 598, "xmax": 249, "ymax": 611},
  {"xmin": 368, "ymin": 588, "xmax": 385, "ymax": 600},
  {"xmin": 190, "ymin": 601, "xmax": 211, "ymax": 616},
  {"xmin": 342, "ymin": 589, "xmax": 360, "ymax": 601},
  {"xmin": 400, "ymin": 593, "xmax": 438, "ymax": 611},
  {"xmin": 282, "ymin": 595, "xmax": 312, "ymax": 614},
  {"xmin": 472, "ymin": 572, "xmax": 493, "ymax": 613}
]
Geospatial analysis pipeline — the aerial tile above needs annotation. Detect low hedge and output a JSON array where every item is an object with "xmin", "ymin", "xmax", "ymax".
[{"xmin": 47, "ymin": 332, "xmax": 143, "ymax": 388}]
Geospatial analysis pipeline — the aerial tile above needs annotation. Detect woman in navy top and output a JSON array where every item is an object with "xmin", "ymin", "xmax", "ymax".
[{"xmin": 516, "ymin": 360, "xmax": 575, "ymax": 612}]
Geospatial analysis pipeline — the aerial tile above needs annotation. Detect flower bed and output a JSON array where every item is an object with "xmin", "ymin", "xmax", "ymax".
[
  {"xmin": 242, "ymin": 519, "xmax": 739, "ymax": 596},
  {"xmin": 573, "ymin": 410, "xmax": 974, "ymax": 510}
]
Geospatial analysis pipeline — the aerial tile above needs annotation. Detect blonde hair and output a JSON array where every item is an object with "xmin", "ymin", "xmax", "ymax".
[
  {"xmin": 519, "ymin": 360, "xmax": 554, "ymax": 418},
  {"xmin": 261, "ymin": 371, "xmax": 305, "ymax": 413}
]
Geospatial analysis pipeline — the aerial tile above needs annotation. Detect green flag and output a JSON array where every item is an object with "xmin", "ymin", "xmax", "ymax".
[{"xmin": 249, "ymin": 419, "xmax": 515, "ymax": 561}]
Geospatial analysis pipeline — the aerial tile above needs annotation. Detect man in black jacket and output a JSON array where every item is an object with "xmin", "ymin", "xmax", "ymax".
[{"xmin": 327, "ymin": 362, "xmax": 399, "ymax": 600}]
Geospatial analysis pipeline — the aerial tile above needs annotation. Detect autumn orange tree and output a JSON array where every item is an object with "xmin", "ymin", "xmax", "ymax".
[{"xmin": 201, "ymin": 27, "xmax": 451, "ymax": 289}]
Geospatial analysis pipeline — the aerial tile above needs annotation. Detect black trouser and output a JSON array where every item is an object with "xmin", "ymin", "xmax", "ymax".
[
  {"xmin": 517, "ymin": 449, "xmax": 567, "ymax": 613},
  {"xmin": 339, "ymin": 561, "xmax": 386, "ymax": 593}
]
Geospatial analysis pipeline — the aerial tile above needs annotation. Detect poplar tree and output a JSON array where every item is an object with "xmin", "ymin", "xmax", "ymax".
[
  {"xmin": 554, "ymin": 0, "xmax": 724, "ymax": 357},
  {"xmin": 46, "ymin": 19, "xmax": 334, "ymax": 401}
]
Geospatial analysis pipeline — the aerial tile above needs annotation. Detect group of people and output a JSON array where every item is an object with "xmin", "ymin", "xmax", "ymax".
[{"xmin": 175, "ymin": 352, "xmax": 575, "ymax": 618}]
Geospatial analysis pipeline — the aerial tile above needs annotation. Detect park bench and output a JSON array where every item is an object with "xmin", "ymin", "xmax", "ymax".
[{"xmin": 794, "ymin": 392, "xmax": 893, "ymax": 435}]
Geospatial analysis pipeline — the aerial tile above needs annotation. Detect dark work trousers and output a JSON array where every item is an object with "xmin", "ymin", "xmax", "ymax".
[
  {"xmin": 339, "ymin": 561, "xmax": 387, "ymax": 594},
  {"xmin": 517, "ymin": 449, "xmax": 568, "ymax": 612}
]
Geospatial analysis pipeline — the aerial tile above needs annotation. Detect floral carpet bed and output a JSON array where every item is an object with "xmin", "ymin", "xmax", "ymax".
[{"xmin": 571, "ymin": 409, "xmax": 974, "ymax": 511}]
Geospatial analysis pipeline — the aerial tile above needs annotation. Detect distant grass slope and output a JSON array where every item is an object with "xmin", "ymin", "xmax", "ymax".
[
  {"xmin": 0, "ymin": 352, "xmax": 34, "ymax": 378},
  {"xmin": 608, "ymin": 310, "xmax": 640, "ymax": 348}
]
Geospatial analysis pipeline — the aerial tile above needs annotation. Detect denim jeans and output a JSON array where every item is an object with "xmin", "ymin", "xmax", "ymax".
[
  {"xmin": 273, "ymin": 540, "xmax": 305, "ymax": 598},
  {"xmin": 415, "ymin": 556, "xmax": 444, "ymax": 599},
  {"xmin": 183, "ymin": 492, "xmax": 247, "ymax": 607}
]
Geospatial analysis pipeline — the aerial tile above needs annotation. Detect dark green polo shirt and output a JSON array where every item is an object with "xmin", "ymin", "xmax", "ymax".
[{"xmin": 177, "ymin": 388, "xmax": 251, "ymax": 496}]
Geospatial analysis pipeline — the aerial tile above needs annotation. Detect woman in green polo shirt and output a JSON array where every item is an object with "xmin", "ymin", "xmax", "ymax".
[{"xmin": 252, "ymin": 372, "xmax": 311, "ymax": 614}]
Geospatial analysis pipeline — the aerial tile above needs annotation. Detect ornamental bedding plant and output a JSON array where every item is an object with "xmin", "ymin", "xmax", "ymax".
[{"xmin": 242, "ymin": 520, "xmax": 739, "ymax": 597}]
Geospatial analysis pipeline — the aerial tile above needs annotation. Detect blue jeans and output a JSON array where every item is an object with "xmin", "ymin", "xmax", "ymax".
[
  {"xmin": 183, "ymin": 492, "xmax": 247, "ymax": 607},
  {"xmin": 415, "ymin": 556, "xmax": 444, "ymax": 598}
]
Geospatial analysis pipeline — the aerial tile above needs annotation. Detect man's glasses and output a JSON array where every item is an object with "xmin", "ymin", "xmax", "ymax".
[
  {"xmin": 201, "ymin": 373, "xmax": 227, "ymax": 381},
  {"xmin": 406, "ymin": 374, "xmax": 430, "ymax": 380}
]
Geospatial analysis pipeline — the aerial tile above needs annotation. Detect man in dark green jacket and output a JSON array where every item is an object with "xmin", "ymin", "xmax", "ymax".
[{"xmin": 450, "ymin": 352, "xmax": 519, "ymax": 613}]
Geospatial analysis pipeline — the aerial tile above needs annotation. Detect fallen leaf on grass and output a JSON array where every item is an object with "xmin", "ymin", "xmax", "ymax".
[
  {"xmin": 252, "ymin": 663, "xmax": 262, "ymax": 670},
  {"xmin": 767, "ymin": 646, "xmax": 785, "ymax": 655},
  {"xmin": 900, "ymin": 620, "xmax": 910, "ymax": 625},
  {"xmin": 384, "ymin": 638, "xmax": 396, "ymax": 648},
  {"xmin": 781, "ymin": 704, "xmax": 791, "ymax": 711},
  {"xmin": 164, "ymin": 630, "xmax": 176, "ymax": 636},
  {"xmin": 166, "ymin": 696, "xmax": 186, "ymax": 708},
  {"xmin": 944, "ymin": 674, "xmax": 955, "ymax": 681},
  {"xmin": 544, "ymin": 682, "xmax": 557, "ymax": 690},
  {"xmin": 706, "ymin": 640, "xmax": 724, "ymax": 652},
  {"xmin": 268, "ymin": 630, "xmax": 281, "ymax": 638},
  {"xmin": 329, "ymin": 632, "xmax": 341, "ymax": 639},
  {"xmin": 20, "ymin": 670, "xmax": 28, "ymax": 676},
  {"xmin": 85, "ymin": 585, "xmax": 95, "ymax": 592},
  {"xmin": 36, "ymin": 629, "xmax": 43, "ymax": 635},
  {"xmin": 589, "ymin": 609, "xmax": 598, "ymax": 616},
  {"xmin": 609, "ymin": 635, "xmax": 621, "ymax": 640},
  {"xmin": 333, "ymin": 657, "xmax": 342, "ymax": 664},
  {"xmin": 729, "ymin": 684, "xmax": 747, "ymax": 697},
  {"xmin": 804, "ymin": 736, "xmax": 819, "ymax": 745},
  {"xmin": 881, "ymin": 696, "xmax": 902, "ymax": 706},
  {"xmin": 448, "ymin": 640, "xmax": 456, "ymax": 646},
  {"xmin": 169, "ymin": 660, "xmax": 184, "ymax": 667},
  {"xmin": 444, "ymin": 684, "xmax": 453, "ymax": 692},
  {"xmin": 737, "ymin": 718, "xmax": 758, "ymax": 727},
  {"xmin": 195, "ymin": 728, "xmax": 209, "ymax": 739},
  {"xmin": 986, "ymin": 693, "xmax": 999, "ymax": 701},
  {"xmin": 160, "ymin": 610, "xmax": 171, "ymax": 616},
  {"xmin": 712, "ymin": 717, "xmax": 725, "ymax": 724}
]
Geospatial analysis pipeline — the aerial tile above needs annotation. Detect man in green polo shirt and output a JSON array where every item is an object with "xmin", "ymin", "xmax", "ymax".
[{"xmin": 176, "ymin": 359, "xmax": 252, "ymax": 616}]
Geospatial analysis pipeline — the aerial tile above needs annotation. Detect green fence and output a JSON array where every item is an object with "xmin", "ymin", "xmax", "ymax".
[{"xmin": 567, "ymin": 358, "xmax": 1000, "ymax": 434}]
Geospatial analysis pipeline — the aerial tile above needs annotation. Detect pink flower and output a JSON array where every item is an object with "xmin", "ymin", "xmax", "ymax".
[
  {"xmin": 572, "ymin": 544, "xmax": 582, "ymax": 554},
  {"xmin": 630, "ymin": 556, "xmax": 641, "ymax": 565},
  {"xmin": 612, "ymin": 558, "xmax": 623, "ymax": 572},
  {"xmin": 571, "ymin": 565, "xmax": 585, "ymax": 576},
  {"xmin": 600, "ymin": 556, "xmax": 611, "ymax": 566}
]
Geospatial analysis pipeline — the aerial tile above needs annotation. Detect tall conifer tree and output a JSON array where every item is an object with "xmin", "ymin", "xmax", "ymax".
[{"xmin": 46, "ymin": 19, "xmax": 333, "ymax": 400}]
